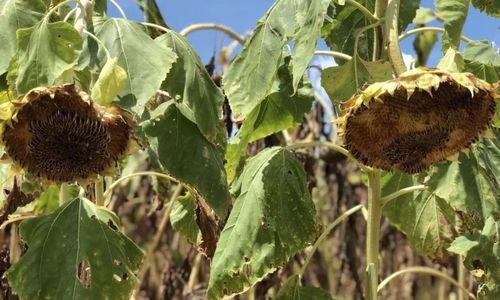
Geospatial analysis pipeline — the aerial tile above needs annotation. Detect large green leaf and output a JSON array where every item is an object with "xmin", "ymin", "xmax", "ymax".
[
  {"xmin": 462, "ymin": 41, "xmax": 500, "ymax": 83},
  {"xmin": 291, "ymin": 0, "xmax": 331, "ymax": 90},
  {"xmin": 222, "ymin": 0, "xmax": 296, "ymax": 121},
  {"xmin": 0, "ymin": 0, "xmax": 45, "ymax": 74},
  {"xmin": 6, "ymin": 197, "xmax": 143, "ymax": 300},
  {"xmin": 322, "ymin": 0, "xmax": 419, "ymax": 61},
  {"xmin": 170, "ymin": 192, "xmax": 200, "ymax": 244},
  {"xmin": 142, "ymin": 101, "xmax": 230, "ymax": 219},
  {"xmin": 15, "ymin": 20, "xmax": 83, "ymax": 93},
  {"xmin": 276, "ymin": 274, "xmax": 337, "ymax": 300},
  {"xmin": 321, "ymin": 55, "xmax": 393, "ymax": 105},
  {"xmin": 436, "ymin": 0, "xmax": 470, "ymax": 51},
  {"xmin": 471, "ymin": 0, "xmax": 500, "ymax": 17},
  {"xmin": 155, "ymin": 30, "xmax": 224, "ymax": 145},
  {"xmin": 96, "ymin": 18, "xmax": 176, "ymax": 114},
  {"xmin": 382, "ymin": 172, "xmax": 456, "ymax": 259},
  {"xmin": 448, "ymin": 217, "xmax": 500, "ymax": 299},
  {"xmin": 427, "ymin": 133, "xmax": 500, "ymax": 223},
  {"xmin": 207, "ymin": 147, "xmax": 317, "ymax": 299},
  {"xmin": 226, "ymin": 58, "xmax": 314, "ymax": 182}
]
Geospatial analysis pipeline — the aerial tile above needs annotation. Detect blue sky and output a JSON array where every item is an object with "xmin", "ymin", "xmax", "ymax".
[{"xmin": 110, "ymin": 0, "xmax": 499, "ymax": 66}]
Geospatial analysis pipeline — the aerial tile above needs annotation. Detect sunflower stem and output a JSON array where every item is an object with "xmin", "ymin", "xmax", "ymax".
[
  {"xmin": 179, "ymin": 23, "xmax": 245, "ymax": 45},
  {"xmin": 95, "ymin": 177, "xmax": 105, "ymax": 206},
  {"xmin": 385, "ymin": 0, "xmax": 407, "ymax": 75},
  {"xmin": 377, "ymin": 266, "xmax": 475, "ymax": 299},
  {"xmin": 381, "ymin": 184, "xmax": 426, "ymax": 206},
  {"xmin": 365, "ymin": 169, "xmax": 382, "ymax": 300},
  {"xmin": 59, "ymin": 183, "xmax": 71, "ymax": 206}
]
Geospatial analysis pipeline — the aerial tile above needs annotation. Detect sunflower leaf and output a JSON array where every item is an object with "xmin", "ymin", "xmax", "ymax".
[{"xmin": 6, "ymin": 197, "xmax": 144, "ymax": 300}]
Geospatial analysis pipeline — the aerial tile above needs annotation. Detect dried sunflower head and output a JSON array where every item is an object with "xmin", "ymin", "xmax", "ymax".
[
  {"xmin": 339, "ymin": 68, "xmax": 497, "ymax": 173},
  {"xmin": 1, "ymin": 84, "xmax": 138, "ymax": 182}
]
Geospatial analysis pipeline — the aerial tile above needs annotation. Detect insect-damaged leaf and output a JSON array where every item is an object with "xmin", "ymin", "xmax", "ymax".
[
  {"xmin": 14, "ymin": 20, "xmax": 83, "ymax": 93},
  {"xmin": 6, "ymin": 197, "xmax": 143, "ymax": 300},
  {"xmin": 0, "ymin": 0, "xmax": 46, "ymax": 75},
  {"xmin": 91, "ymin": 57, "xmax": 128, "ymax": 106},
  {"xmin": 276, "ymin": 274, "xmax": 337, "ymax": 300},
  {"xmin": 448, "ymin": 217, "xmax": 500, "ymax": 299},
  {"xmin": 96, "ymin": 18, "xmax": 176, "ymax": 114},
  {"xmin": 155, "ymin": 30, "xmax": 225, "ymax": 145},
  {"xmin": 142, "ymin": 101, "xmax": 230, "ymax": 219},
  {"xmin": 207, "ymin": 147, "xmax": 317, "ymax": 300},
  {"xmin": 321, "ymin": 55, "xmax": 392, "ymax": 105}
]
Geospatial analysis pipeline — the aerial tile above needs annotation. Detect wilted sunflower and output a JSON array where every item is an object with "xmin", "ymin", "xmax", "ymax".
[
  {"xmin": 339, "ymin": 68, "xmax": 497, "ymax": 173},
  {"xmin": 1, "ymin": 84, "xmax": 138, "ymax": 182}
]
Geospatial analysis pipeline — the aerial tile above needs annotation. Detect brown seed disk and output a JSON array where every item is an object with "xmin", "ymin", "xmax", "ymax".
[
  {"xmin": 345, "ymin": 80, "xmax": 496, "ymax": 173},
  {"xmin": 2, "ymin": 85, "xmax": 134, "ymax": 182}
]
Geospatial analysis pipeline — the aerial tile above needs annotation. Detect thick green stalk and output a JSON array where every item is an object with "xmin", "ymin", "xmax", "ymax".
[
  {"xmin": 365, "ymin": 169, "xmax": 382, "ymax": 300},
  {"xmin": 385, "ymin": 0, "xmax": 406, "ymax": 75},
  {"xmin": 95, "ymin": 177, "xmax": 105, "ymax": 206},
  {"xmin": 372, "ymin": 0, "xmax": 386, "ymax": 60},
  {"xmin": 59, "ymin": 183, "xmax": 71, "ymax": 206}
]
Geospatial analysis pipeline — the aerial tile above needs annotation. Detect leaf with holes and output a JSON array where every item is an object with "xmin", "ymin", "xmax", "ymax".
[
  {"xmin": 142, "ymin": 101, "xmax": 230, "ymax": 219},
  {"xmin": 14, "ymin": 20, "xmax": 83, "ymax": 93},
  {"xmin": 6, "ymin": 197, "xmax": 143, "ymax": 300},
  {"xmin": 207, "ymin": 147, "xmax": 317, "ymax": 299},
  {"xmin": 96, "ymin": 18, "xmax": 176, "ymax": 114}
]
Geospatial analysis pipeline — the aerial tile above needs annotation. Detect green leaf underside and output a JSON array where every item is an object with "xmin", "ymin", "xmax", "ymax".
[
  {"xmin": 170, "ymin": 192, "xmax": 200, "ymax": 243},
  {"xmin": 291, "ymin": 0, "xmax": 331, "ymax": 90},
  {"xmin": 0, "ymin": 0, "xmax": 46, "ymax": 74},
  {"xmin": 225, "ymin": 57, "xmax": 314, "ymax": 182},
  {"xmin": 222, "ymin": 0, "xmax": 296, "ymax": 121},
  {"xmin": 275, "ymin": 274, "xmax": 337, "ymax": 300},
  {"xmin": 96, "ymin": 18, "xmax": 176, "ymax": 114},
  {"xmin": 321, "ymin": 55, "xmax": 393, "ymax": 105},
  {"xmin": 142, "ymin": 102, "xmax": 230, "ymax": 219},
  {"xmin": 155, "ymin": 31, "xmax": 224, "ymax": 145},
  {"xmin": 208, "ymin": 147, "xmax": 317, "ymax": 300},
  {"xmin": 448, "ymin": 217, "xmax": 500, "ymax": 299},
  {"xmin": 436, "ymin": 48, "xmax": 465, "ymax": 72},
  {"xmin": 6, "ymin": 197, "xmax": 143, "ymax": 300},
  {"xmin": 436, "ymin": 0, "xmax": 470, "ymax": 51},
  {"xmin": 382, "ymin": 172, "xmax": 456, "ymax": 259},
  {"xmin": 15, "ymin": 20, "xmax": 83, "ymax": 93}
]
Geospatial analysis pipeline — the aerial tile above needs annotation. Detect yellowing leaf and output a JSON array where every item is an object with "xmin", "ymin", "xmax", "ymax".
[
  {"xmin": 437, "ymin": 48, "xmax": 465, "ymax": 72},
  {"xmin": 91, "ymin": 57, "xmax": 128, "ymax": 106}
]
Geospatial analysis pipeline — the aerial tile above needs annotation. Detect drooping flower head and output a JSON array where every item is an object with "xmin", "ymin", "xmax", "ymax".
[
  {"xmin": 339, "ymin": 68, "xmax": 497, "ymax": 173},
  {"xmin": 1, "ymin": 84, "xmax": 138, "ymax": 182}
]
